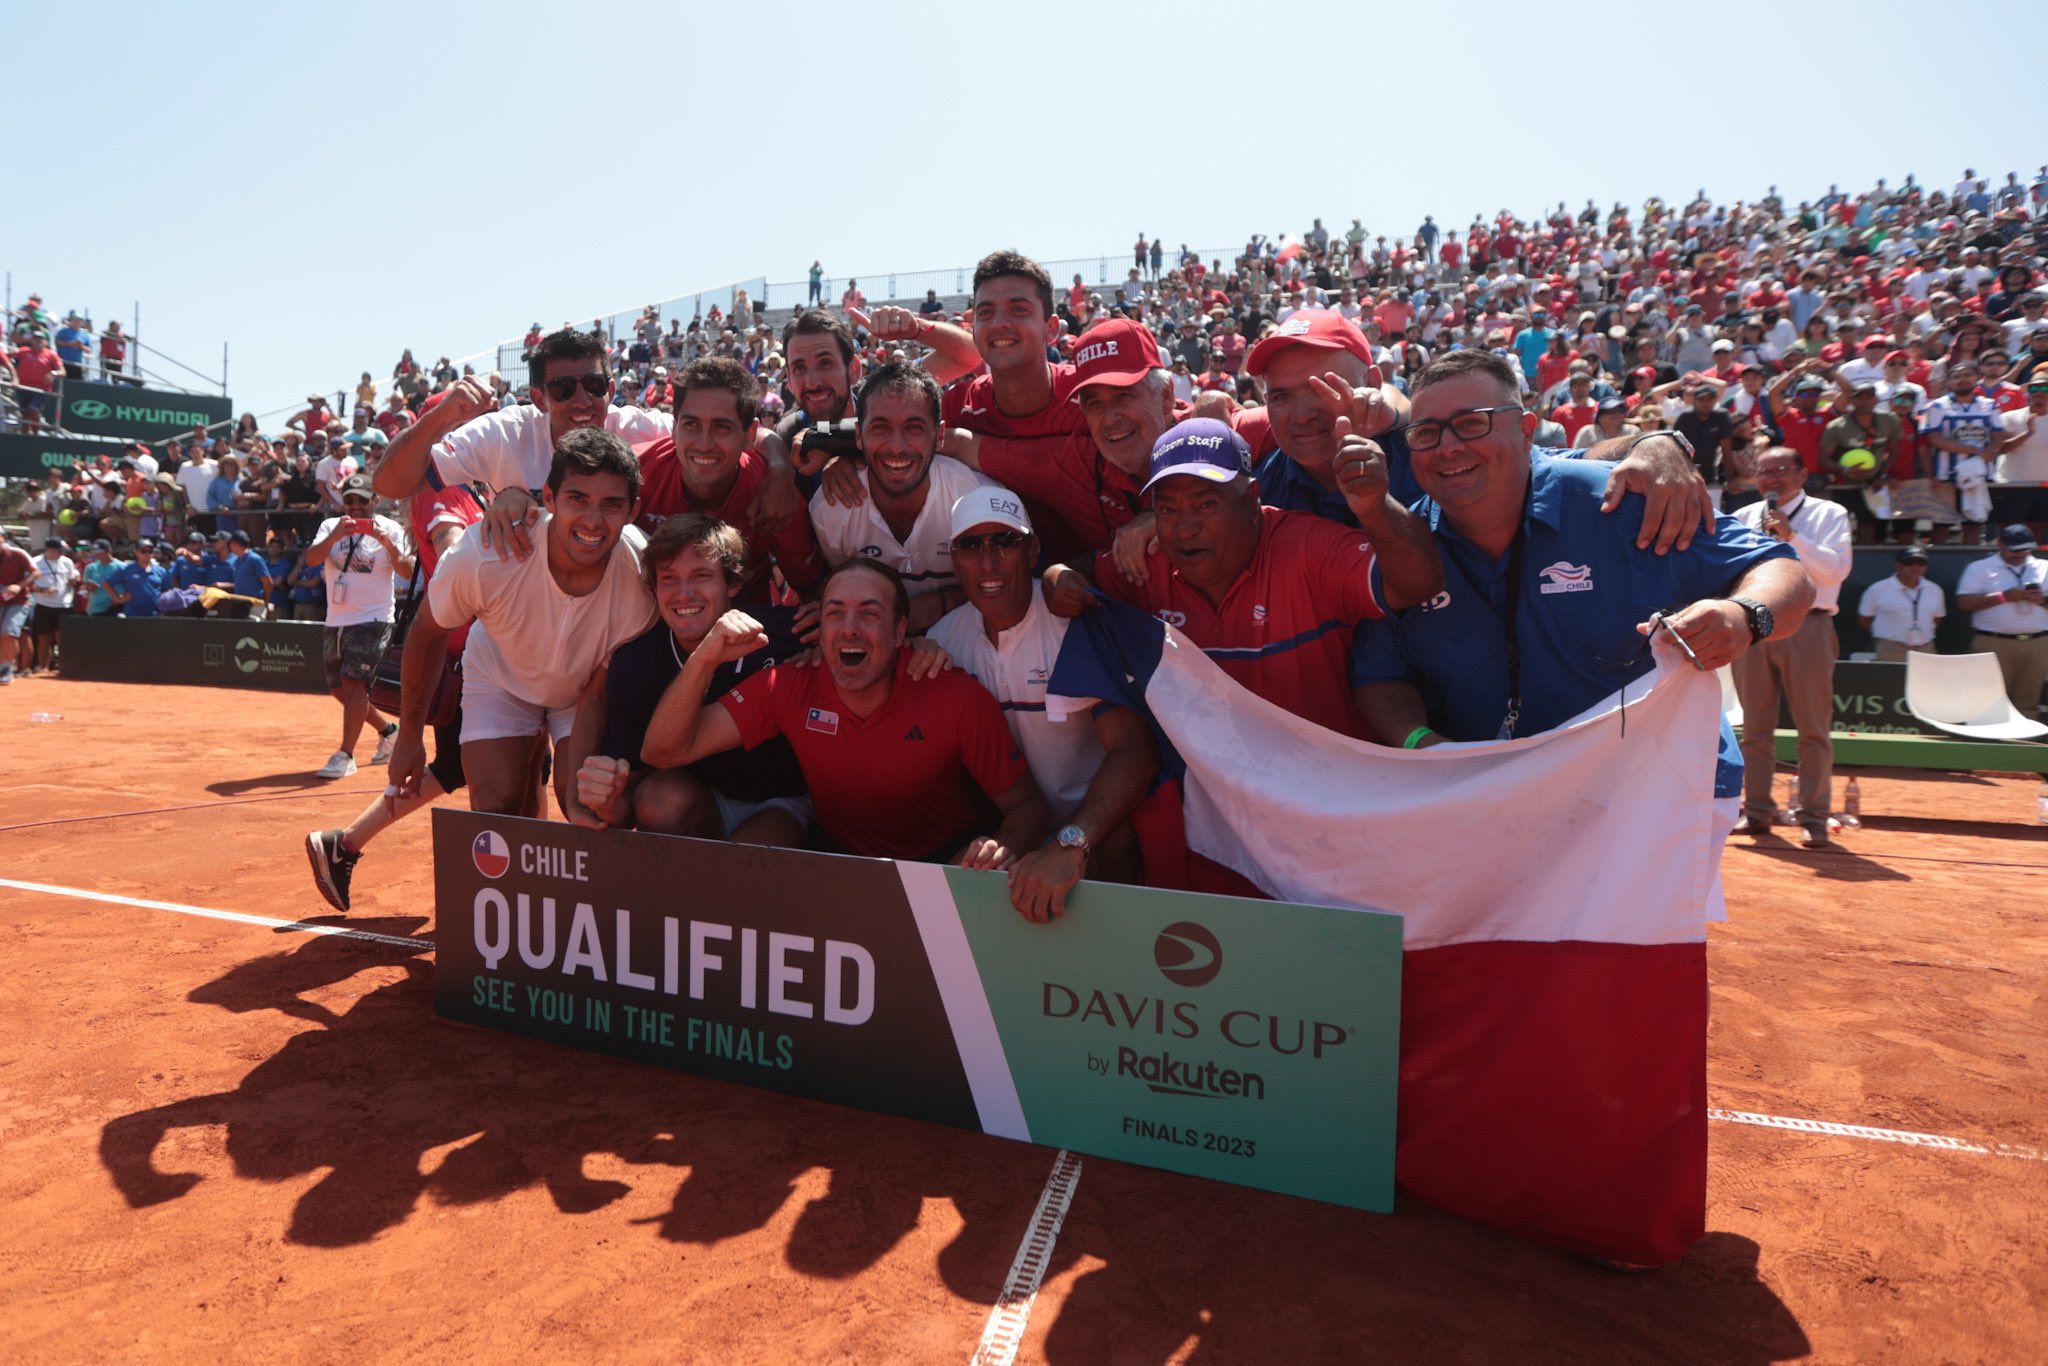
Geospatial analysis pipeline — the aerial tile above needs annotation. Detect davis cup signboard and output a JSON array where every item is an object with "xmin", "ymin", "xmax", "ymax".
[{"xmin": 433, "ymin": 810, "xmax": 1402, "ymax": 1211}]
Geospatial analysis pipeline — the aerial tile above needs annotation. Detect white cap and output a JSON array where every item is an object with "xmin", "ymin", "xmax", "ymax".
[{"xmin": 949, "ymin": 487, "xmax": 1034, "ymax": 541}]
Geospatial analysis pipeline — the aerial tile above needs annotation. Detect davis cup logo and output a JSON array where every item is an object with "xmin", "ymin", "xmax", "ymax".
[
  {"xmin": 471, "ymin": 831, "xmax": 512, "ymax": 879},
  {"xmin": 1154, "ymin": 921, "xmax": 1223, "ymax": 988}
]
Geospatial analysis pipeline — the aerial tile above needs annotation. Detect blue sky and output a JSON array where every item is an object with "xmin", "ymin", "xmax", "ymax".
[{"xmin": 10, "ymin": 0, "xmax": 2044, "ymax": 425}]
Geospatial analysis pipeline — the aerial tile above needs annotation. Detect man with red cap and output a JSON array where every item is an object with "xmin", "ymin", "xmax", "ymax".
[{"xmin": 1249, "ymin": 309, "xmax": 1716, "ymax": 552}]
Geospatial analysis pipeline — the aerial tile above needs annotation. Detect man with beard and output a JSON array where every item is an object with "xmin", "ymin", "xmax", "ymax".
[
  {"xmin": 641, "ymin": 559, "xmax": 1053, "ymax": 874},
  {"xmin": 388, "ymin": 429, "xmax": 656, "ymax": 816},
  {"xmin": 373, "ymin": 328, "xmax": 806, "ymax": 558},
  {"xmin": 809, "ymin": 361, "xmax": 999, "ymax": 632},
  {"xmin": 929, "ymin": 488, "xmax": 1160, "ymax": 920},
  {"xmin": 765, "ymin": 306, "xmax": 978, "ymax": 478},
  {"xmin": 633, "ymin": 357, "xmax": 825, "ymax": 602}
]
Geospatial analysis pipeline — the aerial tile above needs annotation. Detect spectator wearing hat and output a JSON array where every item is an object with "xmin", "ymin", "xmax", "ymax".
[
  {"xmin": 223, "ymin": 530, "xmax": 273, "ymax": 619},
  {"xmin": 107, "ymin": 540, "xmax": 174, "ymax": 618},
  {"xmin": 1764, "ymin": 362, "xmax": 1843, "ymax": 479},
  {"xmin": 1857, "ymin": 547, "xmax": 1944, "ymax": 662},
  {"xmin": 306, "ymin": 474, "xmax": 414, "ymax": 779},
  {"xmin": 1954, "ymin": 524, "xmax": 2048, "ymax": 716},
  {"xmin": 1572, "ymin": 396, "xmax": 1639, "ymax": 451},
  {"xmin": 1838, "ymin": 334, "xmax": 1894, "ymax": 389},
  {"xmin": 1673, "ymin": 381, "xmax": 1736, "ymax": 485},
  {"xmin": 22, "ymin": 537, "xmax": 79, "ymax": 674},
  {"xmin": 1821, "ymin": 383, "xmax": 1904, "ymax": 540},
  {"xmin": 82, "ymin": 540, "xmax": 122, "ymax": 617},
  {"xmin": 170, "ymin": 532, "xmax": 214, "ymax": 591}
]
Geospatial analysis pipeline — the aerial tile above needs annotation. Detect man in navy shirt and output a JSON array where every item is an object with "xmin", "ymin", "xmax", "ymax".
[
  {"xmin": 1352, "ymin": 351, "xmax": 1813, "ymax": 777},
  {"xmin": 1245, "ymin": 309, "xmax": 1718, "ymax": 553},
  {"xmin": 226, "ymin": 530, "xmax": 274, "ymax": 618}
]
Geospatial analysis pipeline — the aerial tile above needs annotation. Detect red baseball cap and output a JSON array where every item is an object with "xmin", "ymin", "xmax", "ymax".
[
  {"xmin": 1070, "ymin": 319, "xmax": 1163, "ymax": 391},
  {"xmin": 1244, "ymin": 310, "xmax": 1375, "ymax": 378}
]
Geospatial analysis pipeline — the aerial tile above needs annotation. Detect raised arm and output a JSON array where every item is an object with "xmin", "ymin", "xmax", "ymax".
[{"xmin": 640, "ymin": 612, "xmax": 761, "ymax": 768}]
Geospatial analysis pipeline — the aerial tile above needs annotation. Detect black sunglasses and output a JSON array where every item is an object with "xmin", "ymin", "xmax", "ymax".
[
  {"xmin": 952, "ymin": 531, "xmax": 1029, "ymax": 554},
  {"xmin": 541, "ymin": 374, "xmax": 611, "ymax": 402}
]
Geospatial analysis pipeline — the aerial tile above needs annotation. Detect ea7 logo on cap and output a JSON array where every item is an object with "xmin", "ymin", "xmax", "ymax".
[
  {"xmin": 1154, "ymin": 921, "xmax": 1223, "ymax": 988},
  {"xmin": 471, "ymin": 830, "xmax": 512, "ymax": 879},
  {"xmin": 1537, "ymin": 562, "xmax": 1595, "ymax": 594}
]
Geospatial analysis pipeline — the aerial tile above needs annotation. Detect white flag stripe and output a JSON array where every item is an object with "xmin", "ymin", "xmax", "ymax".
[{"xmin": 1139, "ymin": 633, "xmax": 1722, "ymax": 949}]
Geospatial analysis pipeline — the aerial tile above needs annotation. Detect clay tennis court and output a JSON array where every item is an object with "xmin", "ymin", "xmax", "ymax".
[{"xmin": 3, "ymin": 677, "xmax": 2043, "ymax": 1362}]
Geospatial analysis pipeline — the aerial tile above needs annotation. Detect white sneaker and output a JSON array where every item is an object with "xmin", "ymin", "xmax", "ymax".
[
  {"xmin": 316, "ymin": 750, "xmax": 357, "ymax": 780},
  {"xmin": 370, "ymin": 727, "xmax": 397, "ymax": 764}
]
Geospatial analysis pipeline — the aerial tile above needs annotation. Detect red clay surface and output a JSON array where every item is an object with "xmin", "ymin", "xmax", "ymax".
[{"xmin": 3, "ymin": 677, "xmax": 2044, "ymax": 1363}]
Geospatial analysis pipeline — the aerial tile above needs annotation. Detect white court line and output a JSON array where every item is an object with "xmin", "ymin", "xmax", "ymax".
[
  {"xmin": 973, "ymin": 1149, "xmax": 1084, "ymax": 1366},
  {"xmin": 0, "ymin": 876, "xmax": 429, "ymax": 951},
  {"xmin": 10, "ymin": 876, "xmax": 2044, "ymax": 1173},
  {"xmin": 1709, "ymin": 1108, "xmax": 2046, "ymax": 1162}
]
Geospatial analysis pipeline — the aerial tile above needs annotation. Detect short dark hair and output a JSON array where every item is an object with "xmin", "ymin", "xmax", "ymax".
[
  {"xmin": 855, "ymin": 361, "xmax": 943, "ymax": 427},
  {"xmin": 972, "ymin": 249, "xmax": 1054, "ymax": 318},
  {"xmin": 644, "ymin": 513, "xmax": 745, "ymax": 591},
  {"xmin": 1411, "ymin": 349, "xmax": 1522, "ymax": 403},
  {"xmin": 527, "ymin": 328, "xmax": 609, "ymax": 391},
  {"xmin": 545, "ymin": 426, "xmax": 641, "ymax": 500},
  {"xmin": 674, "ymin": 356, "xmax": 757, "ymax": 426},
  {"xmin": 780, "ymin": 309, "xmax": 856, "ymax": 365},
  {"xmin": 822, "ymin": 558, "xmax": 911, "ymax": 626}
]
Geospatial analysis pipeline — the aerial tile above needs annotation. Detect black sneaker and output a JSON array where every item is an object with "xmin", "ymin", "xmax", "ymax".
[{"xmin": 305, "ymin": 829, "xmax": 361, "ymax": 912}]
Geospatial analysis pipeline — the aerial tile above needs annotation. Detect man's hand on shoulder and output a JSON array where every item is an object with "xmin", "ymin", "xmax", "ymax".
[
  {"xmin": 1601, "ymin": 432, "xmax": 1713, "ymax": 554},
  {"xmin": 480, "ymin": 486, "xmax": 538, "ymax": 562}
]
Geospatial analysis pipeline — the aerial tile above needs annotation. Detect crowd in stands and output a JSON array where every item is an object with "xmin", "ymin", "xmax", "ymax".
[{"xmin": 8, "ymin": 165, "xmax": 2047, "ymax": 719}]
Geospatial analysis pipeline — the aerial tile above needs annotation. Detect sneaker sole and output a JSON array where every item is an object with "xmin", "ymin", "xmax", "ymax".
[{"xmin": 304, "ymin": 831, "xmax": 350, "ymax": 912}]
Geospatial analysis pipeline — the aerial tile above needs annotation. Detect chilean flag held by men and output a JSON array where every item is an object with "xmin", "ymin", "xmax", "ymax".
[{"xmin": 1051, "ymin": 596, "xmax": 1724, "ymax": 1267}]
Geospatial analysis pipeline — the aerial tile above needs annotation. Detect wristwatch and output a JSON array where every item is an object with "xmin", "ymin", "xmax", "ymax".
[
  {"xmin": 1055, "ymin": 825, "xmax": 1091, "ymax": 855},
  {"xmin": 1731, "ymin": 596, "xmax": 1773, "ymax": 643}
]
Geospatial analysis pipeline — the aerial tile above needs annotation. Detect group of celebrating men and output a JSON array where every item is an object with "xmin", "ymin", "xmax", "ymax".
[{"xmin": 303, "ymin": 249, "xmax": 1823, "ymax": 920}]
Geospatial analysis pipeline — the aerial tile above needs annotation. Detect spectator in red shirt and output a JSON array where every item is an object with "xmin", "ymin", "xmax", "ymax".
[
  {"xmin": 1551, "ymin": 374, "xmax": 1599, "ymax": 443},
  {"xmin": 9, "ymin": 338, "xmax": 62, "ymax": 417},
  {"xmin": 641, "ymin": 559, "xmax": 1053, "ymax": 870}
]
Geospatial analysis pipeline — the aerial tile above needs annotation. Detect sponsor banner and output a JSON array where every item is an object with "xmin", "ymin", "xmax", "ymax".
[
  {"xmin": 433, "ymin": 810, "xmax": 1402, "ymax": 1211},
  {"xmin": 1769, "ymin": 659, "xmax": 1940, "ymax": 737},
  {"xmin": 59, "ymin": 615, "xmax": 328, "ymax": 692},
  {"xmin": 56, "ymin": 380, "xmax": 233, "ymax": 442},
  {"xmin": 0, "ymin": 431, "xmax": 136, "ymax": 480}
]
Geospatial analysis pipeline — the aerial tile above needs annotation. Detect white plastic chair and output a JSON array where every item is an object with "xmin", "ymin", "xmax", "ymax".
[{"xmin": 1904, "ymin": 651, "xmax": 2048, "ymax": 741}]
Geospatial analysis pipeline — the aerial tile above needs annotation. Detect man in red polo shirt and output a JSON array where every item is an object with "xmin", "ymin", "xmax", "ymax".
[
  {"xmin": 1050, "ymin": 417, "xmax": 1444, "ymax": 740},
  {"xmin": 641, "ymin": 559, "xmax": 1052, "ymax": 868},
  {"xmin": 9, "ymin": 335, "xmax": 62, "ymax": 418},
  {"xmin": 634, "ymin": 356, "xmax": 825, "ymax": 602}
]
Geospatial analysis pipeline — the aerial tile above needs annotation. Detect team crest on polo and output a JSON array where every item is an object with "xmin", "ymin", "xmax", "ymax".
[
  {"xmin": 1537, "ymin": 562, "xmax": 1595, "ymax": 594},
  {"xmin": 471, "ymin": 830, "xmax": 511, "ymax": 879}
]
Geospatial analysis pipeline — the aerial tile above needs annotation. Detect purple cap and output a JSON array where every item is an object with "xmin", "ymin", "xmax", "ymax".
[{"xmin": 1142, "ymin": 418, "xmax": 1253, "ymax": 496}]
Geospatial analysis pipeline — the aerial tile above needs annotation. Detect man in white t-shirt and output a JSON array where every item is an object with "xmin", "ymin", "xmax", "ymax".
[
  {"xmin": 310, "ymin": 432, "xmax": 358, "ymax": 515},
  {"xmin": 1856, "ymin": 545, "xmax": 1945, "ymax": 661},
  {"xmin": 389, "ymin": 428, "xmax": 656, "ymax": 816},
  {"xmin": 1993, "ymin": 374, "xmax": 2048, "ymax": 531},
  {"xmin": 927, "ymin": 488, "xmax": 1158, "ymax": 920},
  {"xmin": 809, "ymin": 361, "xmax": 997, "ymax": 633},
  {"xmin": 175, "ymin": 450, "xmax": 217, "ymax": 532},
  {"xmin": 25, "ymin": 537, "xmax": 80, "ymax": 675},
  {"xmin": 372, "ymin": 327, "xmax": 804, "ymax": 562},
  {"xmin": 306, "ymin": 475, "xmax": 415, "ymax": 779}
]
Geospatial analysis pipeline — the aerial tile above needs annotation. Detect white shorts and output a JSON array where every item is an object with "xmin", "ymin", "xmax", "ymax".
[
  {"xmin": 459, "ymin": 671, "xmax": 577, "ymax": 745},
  {"xmin": 711, "ymin": 789, "xmax": 814, "ymax": 838}
]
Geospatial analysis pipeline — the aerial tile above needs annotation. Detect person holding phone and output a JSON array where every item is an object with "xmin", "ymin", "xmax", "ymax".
[{"xmin": 305, "ymin": 476, "xmax": 414, "ymax": 779}]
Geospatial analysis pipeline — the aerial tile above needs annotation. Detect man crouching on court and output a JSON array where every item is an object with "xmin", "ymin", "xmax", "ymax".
[
  {"xmin": 639, "ymin": 558, "xmax": 1056, "ymax": 878},
  {"xmin": 389, "ymin": 428, "xmax": 655, "ymax": 814}
]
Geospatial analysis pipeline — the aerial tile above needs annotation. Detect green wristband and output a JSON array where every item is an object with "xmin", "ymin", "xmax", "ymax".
[{"xmin": 1402, "ymin": 726, "xmax": 1435, "ymax": 750}]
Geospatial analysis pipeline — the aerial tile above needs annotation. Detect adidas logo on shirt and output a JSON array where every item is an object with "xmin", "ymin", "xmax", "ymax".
[{"xmin": 903, "ymin": 725, "xmax": 926, "ymax": 742}]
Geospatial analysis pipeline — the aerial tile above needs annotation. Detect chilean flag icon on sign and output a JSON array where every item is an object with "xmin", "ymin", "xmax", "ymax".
[{"xmin": 471, "ymin": 830, "xmax": 511, "ymax": 879}]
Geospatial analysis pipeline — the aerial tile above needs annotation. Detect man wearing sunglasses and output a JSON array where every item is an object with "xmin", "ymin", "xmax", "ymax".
[
  {"xmin": 928, "ymin": 488, "xmax": 1160, "ymax": 921},
  {"xmin": 372, "ymin": 328, "xmax": 807, "ymax": 562},
  {"xmin": 1350, "ymin": 349, "xmax": 1813, "ymax": 818}
]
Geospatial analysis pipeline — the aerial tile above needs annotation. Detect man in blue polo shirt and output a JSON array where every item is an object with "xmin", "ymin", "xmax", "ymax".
[
  {"xmin": 226, "ymin": 530, "xmax": 274, "ymax": 618},
  {"xmin": 1242, "ymin": 309, "xmax": 1718, "ymax": 554},
  {"xmin": 1352, "ymin": 351, "xmax": 1813, "ymax": 785},
  {"xmin": 108, "ymin": 541, "xmax": 175, "ymax": 618}
]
